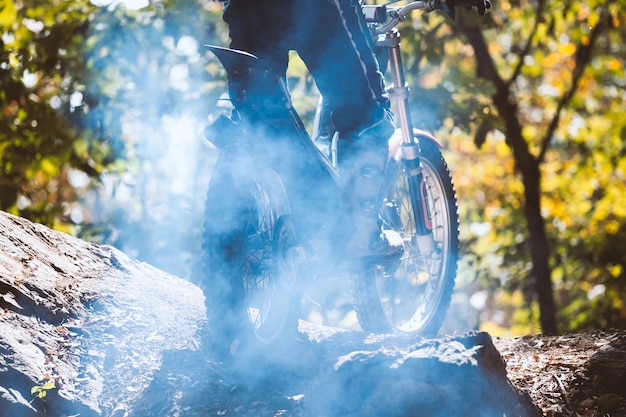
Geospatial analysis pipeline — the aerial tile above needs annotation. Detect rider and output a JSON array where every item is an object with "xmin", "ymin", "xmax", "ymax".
[
  {"xmin": 216, "ymin": 0, "xmax": 490, "ymax": 262},
  {"xmin": 218, "ymin": 0, "xmax": 403, "ymax": 262}
]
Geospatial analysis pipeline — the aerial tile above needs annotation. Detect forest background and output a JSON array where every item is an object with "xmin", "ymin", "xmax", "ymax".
[{"xmin": 1, "ymin": 0, "xmax": 624, "ymax": 337}]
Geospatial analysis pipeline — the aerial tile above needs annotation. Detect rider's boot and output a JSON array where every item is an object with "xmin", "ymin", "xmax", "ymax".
[
  {"xmin": 204, "ymin": 64, "xmax": 292, "ymax": 149},
  {"xmin": 339, "ymin": 117, "xmax": 404, "ymax": 264}
]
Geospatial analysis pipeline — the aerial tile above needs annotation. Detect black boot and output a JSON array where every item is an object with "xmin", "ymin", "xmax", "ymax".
[{"xmin": 339, "ymin": 118, "xmax": 403, "ymax": 263}]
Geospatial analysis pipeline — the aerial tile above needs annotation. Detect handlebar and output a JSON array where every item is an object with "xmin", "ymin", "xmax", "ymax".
[
  {"xmin": 363, "ymin": 0, "xmax": 491, "ymax": 34},
  {"xmin": 363, "ymin": 2, "xmax": 431, "ymax": 34}
]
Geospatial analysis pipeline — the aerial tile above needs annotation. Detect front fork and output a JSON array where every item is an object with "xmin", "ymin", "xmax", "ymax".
[{"xmin": 382, "ymin": 29, "xmax": 436, "ymax": 256}]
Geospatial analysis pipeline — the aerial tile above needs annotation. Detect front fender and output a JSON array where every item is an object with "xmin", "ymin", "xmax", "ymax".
[{"xmin": 388, "ymin": 127, "xmax": 443, "ymax": 162}]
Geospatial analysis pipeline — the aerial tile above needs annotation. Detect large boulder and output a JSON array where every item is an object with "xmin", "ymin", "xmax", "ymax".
[{"xmin": 0, "ymin": 211, "xmax": 205, "ymax": 416}]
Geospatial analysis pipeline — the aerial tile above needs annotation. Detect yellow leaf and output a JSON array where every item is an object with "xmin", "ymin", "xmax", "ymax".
[
  {"xmin": 0, "ymin": 1, "xmax": 17, "ymax": 27},
  {"xmin": 607, "ymin": 58, "xmax": 622, "ymax": 71},
  {"xmin": 560, "ymin": 43, "xmax": 576, "ymax": 56},
  {"xmin": 40, "ymin": 157, "xmax": 59, "ymax": 177},
  {"xmin": 588, "ymin": 11, "xmax": 599, "ymax": 28}
]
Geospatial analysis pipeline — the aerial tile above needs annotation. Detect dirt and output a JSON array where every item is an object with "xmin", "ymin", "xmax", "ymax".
[{"xmin": 494, "ymin": 330, "xmax": 626, "ymax": 417}]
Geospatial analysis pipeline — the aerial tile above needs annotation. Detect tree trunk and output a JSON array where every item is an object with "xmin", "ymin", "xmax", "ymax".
[
  {"xmin": 493, "ymin": 90, "xmax": 558, "ymax": 335},
  {"xmin": 455, "ymin": 15, "xmax": 558, "ymax": 334}
]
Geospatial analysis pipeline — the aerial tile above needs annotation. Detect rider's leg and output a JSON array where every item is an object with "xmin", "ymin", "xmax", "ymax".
[
  {"xmin": 336, "ymin": 118, "xmax": 404, "ymax": 261},
  {"xmin": 294, "ymin": 0, "xmax": 403, "ymax": 261},
  {"xmin": 221, "ymin": 0, "xmax": 294, "ymax": 122},
  {"xmin": 221, "ymin": 0, "xmax": 402, "ymax": 261},
  {"xmin": 223, "ymin": 0, "xmax": 291, "ymax": 77}
]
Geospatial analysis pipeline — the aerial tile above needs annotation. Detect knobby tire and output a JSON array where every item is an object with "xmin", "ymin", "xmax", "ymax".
[{"xmin": 202, "ymin": 154, "xmax": 300, "ymax": 355}]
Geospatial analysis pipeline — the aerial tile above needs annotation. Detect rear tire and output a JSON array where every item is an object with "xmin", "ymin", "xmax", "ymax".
[
  {"xmin": 202, "ymin": 163, "xmax": 300, "ymax": 354},
  {"xmin": 351, "ymin": 137, "xmax": 459, "ymax": 336}
]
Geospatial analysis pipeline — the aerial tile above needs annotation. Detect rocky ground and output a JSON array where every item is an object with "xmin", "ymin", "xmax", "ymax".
[
  {"xmin": 126, "ymin": 326, "xmax": 626, "ymax": 417},
  {"xmin": 1, "ymin": 210, "xmax": 625, "ymax": 416}
]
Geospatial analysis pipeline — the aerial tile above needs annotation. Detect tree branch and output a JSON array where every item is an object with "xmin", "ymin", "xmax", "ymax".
[
  {"xmin": 537, "ymin": 8, "xmax": 610, "ymax": 163},
  {"xmin": 505, "ymin": 0, "xmax": 546, "ymax": 90},
  {"xmin": 454, "ymin": 14, "xmax": 506, "ymax": 91}
]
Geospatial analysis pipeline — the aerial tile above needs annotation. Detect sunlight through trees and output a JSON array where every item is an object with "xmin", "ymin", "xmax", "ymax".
[{"xmin": 1, "ymin": 0, "xmax": 624, "ymax": 335}]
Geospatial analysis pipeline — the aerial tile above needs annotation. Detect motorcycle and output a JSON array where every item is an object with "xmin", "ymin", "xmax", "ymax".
[{"xmin": 201, "ymin": 0, "xmax": 488, "ymax": 354}]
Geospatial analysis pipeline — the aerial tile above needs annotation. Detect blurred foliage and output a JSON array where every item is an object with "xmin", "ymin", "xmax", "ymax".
[
  {"xmin": 394, "ymin": 0, "xmax": 625, "ymax": 335},
  {"xmin": 0, "ymin": 0, "xmax": 100, "ymax": 231},
  {"xmin": 1, "ymin": 0, "xmax": 625, "ymax": 335},
  {"xmin": 1, "ymin": 0, "xmax": 226, "ymax": 279}
]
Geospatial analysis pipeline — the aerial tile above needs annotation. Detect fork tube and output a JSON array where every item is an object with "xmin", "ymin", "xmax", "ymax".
[
  {"xmin": 385, "ymin": 30, "xmax": 434, "ymax": 244},
  {"xmin": 387, "ymin": 30, "xmax": 413, "ymax": 146}
]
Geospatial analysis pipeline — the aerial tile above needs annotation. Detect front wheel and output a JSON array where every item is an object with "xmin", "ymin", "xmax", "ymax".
[{"xmin": 351, "ymin": 137, "xmax": 459, "ymax": 336}]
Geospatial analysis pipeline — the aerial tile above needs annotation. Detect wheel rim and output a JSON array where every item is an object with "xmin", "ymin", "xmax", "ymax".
[{"xmin": 378, "ymin": 157, "xmax": 454, "ymax": 333}]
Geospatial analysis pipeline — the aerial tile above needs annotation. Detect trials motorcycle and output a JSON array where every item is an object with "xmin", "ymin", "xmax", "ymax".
[{"xmin": 201, "ymin": 0, "xmax": 489, "ymax": 353}]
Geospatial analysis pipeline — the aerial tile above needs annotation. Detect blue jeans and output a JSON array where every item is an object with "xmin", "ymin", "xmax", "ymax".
[{"xmin": 223, "ymin": 0, "xmax": 390, "ymax": 134}]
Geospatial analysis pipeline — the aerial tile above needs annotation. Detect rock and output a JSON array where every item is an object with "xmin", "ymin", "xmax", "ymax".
[
  {"xmin": 0, "ymin": 210, "xmax": 542, "ymax": 416},
  {"xmin": 129, "ymin": 321, "xmax": 542, "ymax": 417},
  {"xmin": 303, "ymin": 330, "xmax": 541, "ymax": 417},
  {"xmin": 0, "ymin": 211, "xmax": 205, "ymax": 416}
]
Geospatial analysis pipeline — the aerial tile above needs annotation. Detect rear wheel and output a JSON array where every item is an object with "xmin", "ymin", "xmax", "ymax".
[
  {"xmin": 351, "ymin": 137, "xmax": 459, "ymax": 336},
  {"xmin": 202, "ymin": 166, "xmax": 299, "ymax": 353}
]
